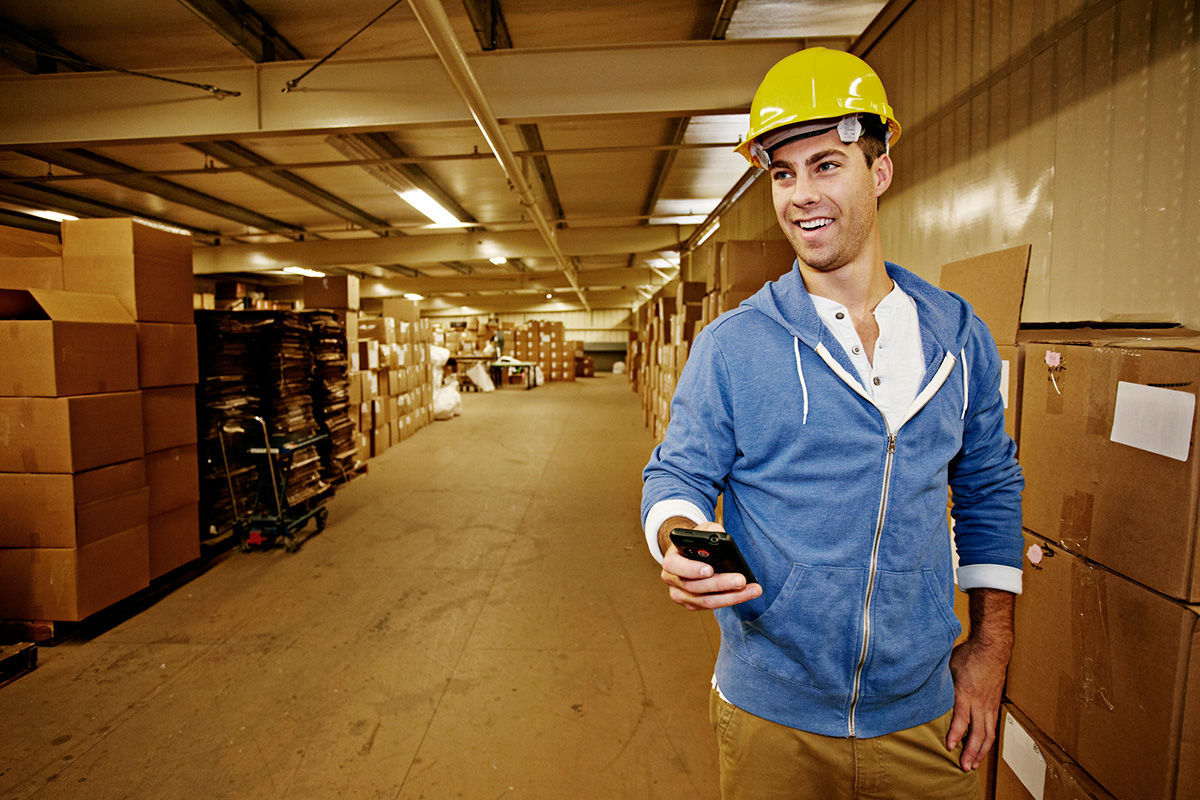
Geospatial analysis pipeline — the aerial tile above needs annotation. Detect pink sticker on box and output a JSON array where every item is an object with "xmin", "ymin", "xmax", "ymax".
[
  {"xmin": 1027, "ymin": 544, "xmax": 1043, "ymax": 565},
  {"xmin": 1045, "ymin": 351, "xmax": 1061, "ymax": 368}
]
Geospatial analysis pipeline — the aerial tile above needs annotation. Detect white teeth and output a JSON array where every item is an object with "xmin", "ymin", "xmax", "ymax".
[{"xmin": 799, "ymin": 218, "xmax": 832, "ymax": 230}]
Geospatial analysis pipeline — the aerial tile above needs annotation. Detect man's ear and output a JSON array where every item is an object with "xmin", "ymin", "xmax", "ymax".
[{"xmin": 873, "ymin": 153, "xmax": 894, "ymax": 198}]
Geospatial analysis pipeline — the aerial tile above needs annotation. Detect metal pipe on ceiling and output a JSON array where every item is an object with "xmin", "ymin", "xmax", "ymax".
[{"xmin": 406, "ymin": 0, "xmax": 590, "ymax": 312}]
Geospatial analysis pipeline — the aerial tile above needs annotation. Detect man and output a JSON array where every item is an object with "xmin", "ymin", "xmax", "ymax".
[{"xmin": 641, "ymin": 48, "xmax": 1023, "ymax": 799}]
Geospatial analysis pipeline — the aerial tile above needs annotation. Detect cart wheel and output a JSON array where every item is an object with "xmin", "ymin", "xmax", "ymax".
[
  {"xmin": 316, "ymin": 508, "xmax": 329, "ymax": 532},
  {"xmin": 283, "ymin": 535, "xmax": 298, "ymax": 553}
]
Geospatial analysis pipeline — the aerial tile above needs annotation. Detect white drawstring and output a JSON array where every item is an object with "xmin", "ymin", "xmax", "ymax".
[
  {"xmin": 793, "ymin": 338, "xmax": 809, "ymax": 424},
  {"xmin": 960, "ymin": 348, "xmax": 969, "ymax": 419}
]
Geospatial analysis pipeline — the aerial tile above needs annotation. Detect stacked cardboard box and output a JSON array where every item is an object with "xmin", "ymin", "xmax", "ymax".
[
  {"xmin": 936, "ymin": 245, "xmax": 1200, "ymax": 800},
  {"xmin": 537, "ymin": 321, "xmax": 574, "ymax": 382},
  {"xmin": 634, "ymin": 241, "xmax": 796, "ymax": 441},
  {"xmin": 58, "ymin": 219, "xmax": 202, "ymax": 581},
  {"xmin": 1005, "ymin": 333, "xmax": 1200, "ymax": 800},
  {"xmin": 0, "ymin": 286, "xmax": 150, "ymax": 621},
  {"xmin": 353, "ymin": 300, "xmax": 434, "ymax": 456}
]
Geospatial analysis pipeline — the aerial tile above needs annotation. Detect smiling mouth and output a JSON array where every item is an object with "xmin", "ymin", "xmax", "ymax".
[{"xmin": 797, "ymin": 218, "xmax": 833, "ymax": 231}]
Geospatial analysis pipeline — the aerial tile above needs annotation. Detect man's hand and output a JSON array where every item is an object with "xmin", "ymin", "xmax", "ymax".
[
  {"xmin": 659, "ymin": 519, "xmax": 762, "ymax": 611},
  {"xmin": 946, "ymin": 588, "xmax": 1015, "ymax": 771}
]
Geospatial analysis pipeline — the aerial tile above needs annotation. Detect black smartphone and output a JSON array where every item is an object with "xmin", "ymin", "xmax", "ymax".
[{"xmin": 669, "ymin": 528, "xmax": 758, "ymax": 585}]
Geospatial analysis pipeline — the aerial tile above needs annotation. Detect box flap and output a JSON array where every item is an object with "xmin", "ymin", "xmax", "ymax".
[
  {"xmin": 0, "ymin": 288, "xmax": 134, "ymax": 324},
  {"xmin": 938, "ymin": 245, "xmax": 1030, "ymax": 345}
]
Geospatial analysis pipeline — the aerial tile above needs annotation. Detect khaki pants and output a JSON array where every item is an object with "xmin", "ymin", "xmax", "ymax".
[{"xmin": 710, "ymin": 689, "xmax": 982, "ymax": 800}]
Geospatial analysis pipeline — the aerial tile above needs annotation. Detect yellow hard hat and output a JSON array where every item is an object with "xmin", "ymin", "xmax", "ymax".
[{"xmin": 735, "ymin": 47, "xmax": 901, "ymax": 169}]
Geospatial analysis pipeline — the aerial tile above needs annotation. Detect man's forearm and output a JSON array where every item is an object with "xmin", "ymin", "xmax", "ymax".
[
  {"xmin": 657, "ymin": 516, "xmax": 697, "ymax": 556},
  {"xmin": 966, "ymin": 588, "xmax": 1015, "ymax": 654}
]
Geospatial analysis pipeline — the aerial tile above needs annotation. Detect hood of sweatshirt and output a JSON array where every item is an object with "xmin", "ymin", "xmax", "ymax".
[{"xmin": 742, "ymin": 260, "xmax": 977, "ymax": 385}]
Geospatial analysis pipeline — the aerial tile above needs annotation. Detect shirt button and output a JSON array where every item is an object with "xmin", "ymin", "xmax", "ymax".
[
  {"xmin": 852, "ymin": 346, "xmax": 861, "ymax": 354},
  {"xmin": 836, "ymin": 312, "xmax": 845, "ymax": 320},
  {"xmin": 873, "ymin": 377, "xmax": 881, "ymax": 386}
]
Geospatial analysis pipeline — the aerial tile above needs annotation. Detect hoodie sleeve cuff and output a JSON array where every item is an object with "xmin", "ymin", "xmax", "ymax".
[
  {"xmin": 644, "ymin": 499, "xmax": 709, "ymax": 564},
  {"xmin": 956, "ymin": 564, "xmax": 1023, "ymax": 595}
]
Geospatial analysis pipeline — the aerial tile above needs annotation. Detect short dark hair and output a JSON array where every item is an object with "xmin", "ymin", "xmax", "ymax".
[{"xmin": 858, "ymin": 116, "xmax": 890, "ymax": 165}]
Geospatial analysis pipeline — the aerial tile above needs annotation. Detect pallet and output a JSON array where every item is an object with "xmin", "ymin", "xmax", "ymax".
[{"xmin": 0, "ymin": 642, "xmax": 38, "ymax": 686}]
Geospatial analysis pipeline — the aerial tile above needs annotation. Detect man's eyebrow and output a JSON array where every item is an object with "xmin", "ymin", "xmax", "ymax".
[{"xmin": 805, "ymin": 148, "xmax": 846, "ymax": 167}]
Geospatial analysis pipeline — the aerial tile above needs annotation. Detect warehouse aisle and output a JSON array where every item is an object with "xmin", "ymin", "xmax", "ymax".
[{"xmin": 0, "ymin": 375, "xmax": 722, "ymax": 800}]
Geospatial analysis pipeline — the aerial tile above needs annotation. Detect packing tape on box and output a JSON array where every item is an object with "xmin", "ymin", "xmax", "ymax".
[
  {"xmin": 1058, "ymin": 490, "xmax": 1093, "ymax": 552},
  {"xmin": 1087, "ymin": 347, "xmax": 1137, "ymax": 437},
  {"xmin": 1072, "ymin": 555, "xmax": 1115, "ymax": 710}
]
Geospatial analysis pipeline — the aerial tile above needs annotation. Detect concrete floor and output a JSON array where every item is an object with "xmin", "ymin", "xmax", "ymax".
[{"xmin": 0, "ymin": 374, "xmax": 722, "ymax": 800}]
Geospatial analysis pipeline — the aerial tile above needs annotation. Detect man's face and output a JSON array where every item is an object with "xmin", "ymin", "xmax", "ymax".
[{"xmin": 768, "ymin": 130, "xmax": 892, "ymax": 273}]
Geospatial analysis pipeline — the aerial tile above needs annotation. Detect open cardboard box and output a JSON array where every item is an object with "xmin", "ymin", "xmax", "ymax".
[
  {"xmin": 0, "ymin": 288, "xmax": 138, "ymax": 397},
  {"xmin": 1006, "ymin": 531, "xmax": 1200, "ymax": 800}
]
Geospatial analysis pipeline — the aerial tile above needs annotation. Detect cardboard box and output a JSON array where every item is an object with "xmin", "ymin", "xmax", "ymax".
[
  {"xmin": 939, "ymin": 246, "xmax": 1030, "ymax": 446},
  {"xmin": 995, "ymin": 702, "xmax": 1115, "ymax": 800},
  {"xmin": 1006, "ymin": 531, "xmax": 1200, "ymax": 800},
  {"xmin": 0, "ymin": 459, "xmax": 148, "ymax": 548},
  {"xmin": 0, "ymin": 224, "xmax": 61, "ymax": 258},
  {"xmin": 676, "ymin": 281, "xmax": 707, "ymax": 307},
  {"xmin": 61, "ymin": 218, "xmax": 193, "ymax": 323},
  {"xmin": 145, "ymin": 443, "xmax": 199, "ymax": 516},
  {"xmin": 142, "ymin": 386, "xmax": 197, "ymax": 453},
  {"xmin": 0, "ymin": 257, "xmax": 63, "ymax": 290},
  {"xmin": 718, "ymin": 240, "xmax": 796, "ymax": 292},
  {"xmin": 0, "ymin": 392, "xmax": 144, "ymax": 473},
  {"xmin": 135, "ymin": 323, "xmax": 198, "ymax": 388},
  {"xmin": 358, "ymin": 316, "xmax": 396, "ymax": 344},
  {"xmin": 148, "ymin": 502, "xmax": 199, "ymax": 580},
  {"xmin": 0, "ymin": 524, "xmax": 150, "ymax": 621},
  {"xmin": 382, "ymin": 298, "xmax": 419, "ymax": 322},
  {"xmin": 302, "ymin": 275, "xmax": 359, "ymax": 310},
  {"xmin": 0, "ymin": 288, "xmax": 139, "ymax": 397},
  {"xmin": 371, "ymin": 426, "xmax": 389, "ymax": 457},
  {"xmin": 1021, "ymin": 337, "xmax": 1200, "ymax": 600}
]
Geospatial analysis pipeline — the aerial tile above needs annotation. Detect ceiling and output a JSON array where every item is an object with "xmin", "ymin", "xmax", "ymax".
[{"xmin": 0, "ymin": 0, "xmax": 888, "ymax": 315}]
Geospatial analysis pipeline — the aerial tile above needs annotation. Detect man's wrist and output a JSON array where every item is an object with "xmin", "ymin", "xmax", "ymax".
[
  {"xmin": 966, "ymin": 588, "xmax": 1015, "ymax": 653},
  {"xmin": 658, "ymin": 516, "xmax": 697, "ymax": 556}
]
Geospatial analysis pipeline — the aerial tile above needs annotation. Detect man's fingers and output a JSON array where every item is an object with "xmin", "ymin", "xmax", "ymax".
[
  {"xmin": 669, "ymin": 582, "xmax": 762, "ymax": 611},
  {"xmin": 945, "ymin": 703, "xmax": 971, "ymax": 754}
]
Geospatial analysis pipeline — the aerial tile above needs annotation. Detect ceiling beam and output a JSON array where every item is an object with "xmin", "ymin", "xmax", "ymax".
[
  {"xmin": 0, "ymin": 39, "xmax": 806, "ymax": 147},
  {"xmin": 356, "ymin": 265, "xmax": 666, "ymax": 294},
  {"xmin": 193, "ymin": 224, "xmax": 686, "ymax": 273},
  {"xmin": 18, "ymin": 147, "xmax": 305, "ymax": 235},
  {"xmin": 0, "ymin": 169, "xmax": 222, "ymax": 239},
  {"xmin": 178, "ymin": 0, "xmax": 304, "ymax": 63},
  {"xmin": 186, "ymin": 140, "xmax": 390, "ymax": 230},
  {"xmin": 0, "ymin": 19, "xmax": 99, "ymax": 75}
]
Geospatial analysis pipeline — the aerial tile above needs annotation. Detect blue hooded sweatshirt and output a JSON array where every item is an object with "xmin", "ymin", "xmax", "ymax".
[{"xmin": 641, "ymin": 261, "xmax": 1024, "ymax": 739}]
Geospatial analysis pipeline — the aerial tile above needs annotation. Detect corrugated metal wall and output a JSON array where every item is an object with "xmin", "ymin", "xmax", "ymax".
[
  {"xmin": 426, "ymin": 309, "xmax": 633, "ymax": 343},
  {"xmin": 692, "ymin": 0, "xmax": 1198, "ymax": 329},
  {"xmin": 866, "ymin": 0, "xmax": 1198, "ymax": 326}
]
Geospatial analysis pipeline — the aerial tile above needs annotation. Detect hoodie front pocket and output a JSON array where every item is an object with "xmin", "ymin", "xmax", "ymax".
[
  {"xmin": 740, "ymin": 564, "xmax": 866, "ymax": 690},
  {"xmin": 858, "ymin": 568, "xmax": 959, "ymax": 699}
]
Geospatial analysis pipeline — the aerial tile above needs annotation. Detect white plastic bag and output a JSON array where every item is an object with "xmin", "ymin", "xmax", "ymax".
[
  {"xmin": 466, "ymin": 362, "xmax": 495, "ymax": 392},
  {"xmin": 433, "ymin": 383, "xmax": 462, "ymax": 420},
  {"xmin": 612, "ymin": 361, "xmax": 626, "ymax": 374},
  {"xmin": 430, "ymin": 344, "xmax": 451, "ymax": 368}
]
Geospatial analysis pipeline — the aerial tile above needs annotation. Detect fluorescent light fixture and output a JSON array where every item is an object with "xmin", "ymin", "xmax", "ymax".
[
  {"xmin": 397, "ymin": 189, "xmax": 460, "ymax": 227},
  {"xmin": 489, "ymin": 256, "xmax": 507, "ymax": 265},
  {"xmin": 26, "ymin": 210, "xmax": 78, "ymax": 222},
  {"xmin": 546, "ymin": 293, "xmax": 553, "ymax": 299},
  {"xmin": 694, "ymin": 219, "xmax": 720, "ymax": 248},
  {"xmin": 284, "ymin": 266, "xmax": 325, "ymax": 278},
  {"xmin": 403, "ymin": 293, "xmax": 424, "ymax": 301}
]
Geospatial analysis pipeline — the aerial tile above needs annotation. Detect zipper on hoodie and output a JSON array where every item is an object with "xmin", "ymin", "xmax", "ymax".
[
  {"xmin": 848, "ymin": 430, "xmax": 896, "ymax": 737},
  {"xmin": 806, "ymin": 343, "xmax": 960, "ymax": 737}
]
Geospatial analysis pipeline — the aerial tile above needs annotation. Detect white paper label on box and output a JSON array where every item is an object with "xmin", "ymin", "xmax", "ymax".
[
  {"xmin": 1000, "ymin": 359, "xmax": 1011, "ymax": 409},
  {"xmin": 1001, "ymin": 712, "xmax": 1046, "ymax": 800},
  {"xmin": 1109, "ymin": 381, "xmax": 1196, "ymax": 462}
]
